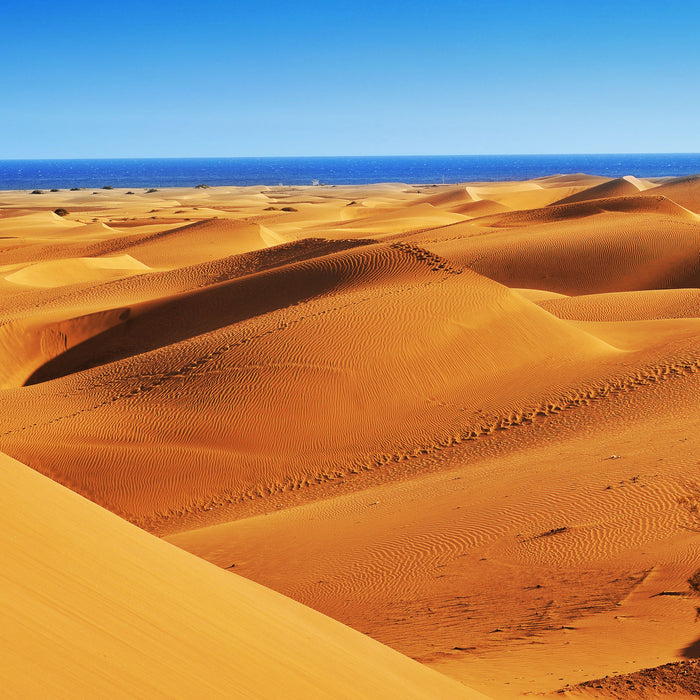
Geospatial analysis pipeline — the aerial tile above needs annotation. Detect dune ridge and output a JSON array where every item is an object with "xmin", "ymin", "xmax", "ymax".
[
  {"xmin": 552, "ymin": 175, "xmax": 649, "ymax": 204},
  {"xmin": 0, "ymin": 240, "xmax": 630, "ymax": 524}
]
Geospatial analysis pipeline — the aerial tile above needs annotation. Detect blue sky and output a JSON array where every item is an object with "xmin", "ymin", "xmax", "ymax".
[{"xmin": 2, "ymin": 0, "xmax": 699, "ymax": 158}]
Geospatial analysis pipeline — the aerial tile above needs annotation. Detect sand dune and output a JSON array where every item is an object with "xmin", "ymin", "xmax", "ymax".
[
  {"xmin": 418, "ymin": 202, "xmax": 700, "ymax": 295},
  {"xmin": 532, "ymin": 173, "xmax": 610, "ymax": 188},
  {"xmin": 465, "ymin": 180, "xmax": 581, "ymax": 209},
  {"xmin": 0, "ymin": 451, "xmax": 477, "ymax": 699},
  {"xmin": 5, "ymin": 254, "xmax": 151, "ymax": 288},
  {"xmin": 169, "ymin": 352, "xmax": 700, "ymax": 698},
  {"xmin": 283, "ymin": 201, "xmax": 469, "ymax": 237},
  {"xmin": 94, "ymin": 217, "xmax": 275, "ymax": 266},
  {"xmin": 0, "ymin": 241, "xmax": 622, "ymax": 523},
  {"xmin": 552, "ymin": 175, "xmax": 651, "ymax": 204},
  {"xmin": 22, "ymin": 241, "xmax": 387, "ymax": 384},
  {"xmin": 449, "ymin": 198, "xmax": 510, "ymax": 217},
  {"xmin": 1, "ymin": 177, "xmax": 698, "ymax": 697},
  {"xmin": 471, "ymin": 194, "xmax": 699, "ymax": 228},
  {"xmin": 0, "ymin": 237, "xmax": 373, "ymax": 387},
  {"xmin": 416, "ymin": 186, "xmax": 475, "ymax": 208},
  {"xmin": 536, "ymin": 288, "xmax": 700, "ymax": 322},
  {"xmin": 0, "ymin": 209, "xmax": 79, "ymax": 234},
  {"xmin": 641, "ymin": 174, "xmax": 700, "ymax": 213}
]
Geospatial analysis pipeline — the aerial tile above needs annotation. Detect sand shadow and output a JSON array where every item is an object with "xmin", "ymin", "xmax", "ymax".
[
  {"xmin": 24, "ymin": 238, "xmax": 373, "ymax": 386},
  {"xmin": 681, "ymin": 635, "xmax": 700, "ymax": 659}
]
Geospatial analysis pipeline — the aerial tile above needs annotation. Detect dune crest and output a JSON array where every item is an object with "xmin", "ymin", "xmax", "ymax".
[{"xmin": 5, "ymin": 254, "xmax": 151, "ymax": 288}]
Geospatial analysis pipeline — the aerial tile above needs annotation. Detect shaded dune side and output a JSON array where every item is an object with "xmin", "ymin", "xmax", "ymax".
[
  {"xmin": 0, "ymin": 236, "xmax": 373, "ymax": 322},
  {"xmin": 0, "ymin": 452, "xmax": 478, "ymax": 699},
  {"xmin": 641, "ymin": 174, "xmax": 700, "ymax": 213},
  {"xmin": 449, "ymin": 199, "xmax": 510, "ymax": 217},
  {"xmin": 23, "ymin": 243, "xmax": 394, "ymax": 385},
  {"xmin": 0, "ymin": 243, "xmax": 617, "ymax": 523},
  {"xmin": 469, "ymin": 195, "xmax": 698, "ymax": 228},
  {"xmin": 551, "ymin": 176, "xmax": 647, "ymax": 205},
  {"xmin": 0, "ymin": 238, "xmax": 374, "ymax": 387},
  {"xmin": 426, "ymin": 211, "xmax": 700, "ymax": 295},
  {"xmin": 414, "ymin": 187, "xmax": 475, "ymax": 208}
]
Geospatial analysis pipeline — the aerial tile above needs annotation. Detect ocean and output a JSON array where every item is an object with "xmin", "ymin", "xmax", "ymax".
[{"xmin": 1, "ymin": 154, "xmax": 699, "ymax": 190}]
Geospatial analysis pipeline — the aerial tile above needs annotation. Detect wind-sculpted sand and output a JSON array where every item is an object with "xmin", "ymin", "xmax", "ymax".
[
  {"xmin": 1, "ymin": 174, "xmax": 699, "ymax": 698},
  {"xmin": 0, "ymin": 451, "xmax": 477, "ymax": 699}
]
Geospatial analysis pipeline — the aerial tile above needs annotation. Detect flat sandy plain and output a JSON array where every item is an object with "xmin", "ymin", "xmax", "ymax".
[{"xmin": 1, "ymin": 173, "xmax": 699, "ymax": 698}]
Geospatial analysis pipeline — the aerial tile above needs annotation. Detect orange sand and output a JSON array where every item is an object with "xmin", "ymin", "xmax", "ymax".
[
  {"xmin": 0, "ymin": 451, "xmax": 477, "ymax": 698},
  {"xmin": 1, "ymin": 175, "xmax": 699, "ymax": 698}
]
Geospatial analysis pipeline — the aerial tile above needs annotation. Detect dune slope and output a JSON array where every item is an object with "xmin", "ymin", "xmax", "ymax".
[
  {"xmin": 552, "ymin": 175, "xmax": 649, "ymax": 205},
  {"xmin": 0, "ymin": 451, "xmax": 479, "ymax": 699},
  {"xmin": 0, "ymin": 240, "xmax": 626, "ymax": 524},
  {"xmin": 417, "ymin": 201, "xmax": 700, "ymax": 295}
]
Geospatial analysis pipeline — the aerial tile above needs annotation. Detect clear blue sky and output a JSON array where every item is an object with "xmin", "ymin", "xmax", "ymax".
[{"xmin": 2, "ymin": 0, "xmax": 699, "ymax": 158}]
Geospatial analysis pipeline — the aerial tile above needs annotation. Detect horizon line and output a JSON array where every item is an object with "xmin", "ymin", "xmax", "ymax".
[{"xmin": 2, "ymin": 152, "xmax": 700, "ymax": 162}]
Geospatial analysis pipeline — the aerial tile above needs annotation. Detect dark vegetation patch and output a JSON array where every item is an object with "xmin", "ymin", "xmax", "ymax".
[
  {"xmin": 688, "ymin": 568, "xmax": 700, "ymax": 594},
  {"xmin": 532, "ymin": 526, "xmax": 569, "ymax": 540}
]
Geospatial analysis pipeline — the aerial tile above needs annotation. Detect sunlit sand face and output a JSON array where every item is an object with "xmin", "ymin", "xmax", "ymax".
[{"xmin": 1, "ymin": 174, "xmax": 699, "ymax": 698}]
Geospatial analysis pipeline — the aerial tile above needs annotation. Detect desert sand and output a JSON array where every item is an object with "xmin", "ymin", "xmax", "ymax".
[{"xmin": 1, "ymin": 174, "xmax": 698, "ymax": 698}]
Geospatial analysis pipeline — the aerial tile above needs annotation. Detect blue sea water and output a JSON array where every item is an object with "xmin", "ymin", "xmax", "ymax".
[{"xmin": 1, "ymin": 154, "xmax": 699, "ymax": 190}]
